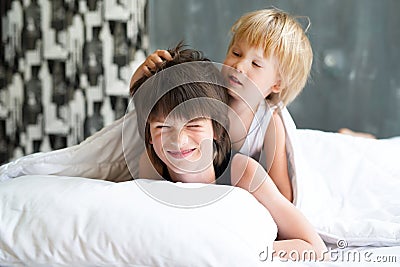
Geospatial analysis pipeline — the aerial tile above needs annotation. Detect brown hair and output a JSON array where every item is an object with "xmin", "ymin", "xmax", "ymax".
[{"xmin": 131, "ymin": 43, "xmax": 231, "ymax": 177}]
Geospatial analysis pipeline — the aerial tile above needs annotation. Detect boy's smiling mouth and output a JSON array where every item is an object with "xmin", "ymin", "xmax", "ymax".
[
  {"xmin": 227, "ymin": 74, "xmax": 243, "ymax": 86},
  {"xmin": 167, "ymin": 148, "xmax": 196, "ymax": 159}
]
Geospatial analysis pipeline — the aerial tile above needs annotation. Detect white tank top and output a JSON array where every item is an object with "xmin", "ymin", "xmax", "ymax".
[
  {"xmin": 238, "ymin": 101, "xmax": 279, "ymax": 158},
  {"xmin": 237, "ymin": 100, "xmax": 296, "ymax": 190}
]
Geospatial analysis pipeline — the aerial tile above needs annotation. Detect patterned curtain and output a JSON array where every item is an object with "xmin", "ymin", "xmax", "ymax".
[{"xmin": 0, "ymin": 0, "xmax": 148, "ymax": 164}]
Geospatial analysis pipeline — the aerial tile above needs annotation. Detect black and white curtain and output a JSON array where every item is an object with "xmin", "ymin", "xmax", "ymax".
[{"xmin": 0, "ymin": 0, "xmax": 148, "ymax": 164}]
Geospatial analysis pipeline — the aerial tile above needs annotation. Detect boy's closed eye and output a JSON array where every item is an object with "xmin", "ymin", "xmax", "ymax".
[
  {"xmin": 187, "ymin": 124, "xmax": 202, "ymax": 128},
  {"xmin": 186, "ymin": 118, "xmax": 209, "ymax": 130},
  {"xmin": 252, "ymin": 61, "xmax": 262, "ymax": 68},
  {"xmin": 153, "ymin": 123, "xmax": 171, "ymax": 130},
  {"xmin": 156, "ymin": 125, "xmax": 170, "ymax": 129},
  {"xmin": 152, "ymin": 118, "xmax": 208, "ymax": 130},
  {"xmin": 232, "ymin": 50, "xmax": 240, "ymax": 57}
]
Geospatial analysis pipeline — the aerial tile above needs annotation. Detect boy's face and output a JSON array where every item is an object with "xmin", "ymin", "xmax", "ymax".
[
  {"xmin": 149, "ymin": 116, "xmax": 215, "ymax": 182},
  {"xmin": 222, "ymin": 38, "xmax": 280, "ymax": 102}
]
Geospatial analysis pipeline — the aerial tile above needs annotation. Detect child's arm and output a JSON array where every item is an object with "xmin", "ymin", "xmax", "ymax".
[
  {"xmin": 130, "ymin": 50, "xmax": 172, "ymax": 88},
  {"xmin": 264, "ymin": 111, "xmax": 293, "ymax": 202},
  {"xmin": 230, "ymin": 154, "xmax": 327, "ymax": 261}
]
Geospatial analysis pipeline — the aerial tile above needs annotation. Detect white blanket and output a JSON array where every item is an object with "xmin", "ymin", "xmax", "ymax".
[
  {"xmin": 280, "ymin": 109, "xmax": 400, "ymax": 246},
  {"xmin": 1, "ymin": 108, "xmax": 399, "ymax": 247}
]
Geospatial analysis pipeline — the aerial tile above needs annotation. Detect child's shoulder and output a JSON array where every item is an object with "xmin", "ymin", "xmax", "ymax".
[
  {"xmin": 271, "ymin": 109, "xmax": 285, "ymax": 131},
  {"xmin": 265, "ymin": 103, "xmax": 286, "ymax": 140}
]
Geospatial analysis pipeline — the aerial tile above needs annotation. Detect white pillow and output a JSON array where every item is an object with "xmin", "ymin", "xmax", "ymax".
[{"xmin": 0, "ymin": 175, "xmax": 277, "ymax": 266}]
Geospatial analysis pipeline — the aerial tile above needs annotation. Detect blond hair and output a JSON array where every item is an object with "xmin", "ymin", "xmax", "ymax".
[{"xmin": 228, "ymin": 8, "xmax": 313, "ymax": 106}]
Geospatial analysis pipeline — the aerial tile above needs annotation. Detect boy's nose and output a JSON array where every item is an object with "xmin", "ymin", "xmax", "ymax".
[
  {"xmin": 168, "ymin": 130, "xmax": 189, "ymax": 149},
  {"xmin": 178, "ymin": 131, "xmax": 189, "ymax": 147},
  {"xmin": 233, "ymin": 60, "xmax": 245, "ymax": 73}
]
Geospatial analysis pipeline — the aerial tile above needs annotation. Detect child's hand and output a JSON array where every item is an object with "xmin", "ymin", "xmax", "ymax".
[
  {"xmin": 130, "ymin": 50, "xmax": 173, "ymax": 88},
  {"xmin": 140, "ymin": 50, "xmax": 173, "ymax": 76}
]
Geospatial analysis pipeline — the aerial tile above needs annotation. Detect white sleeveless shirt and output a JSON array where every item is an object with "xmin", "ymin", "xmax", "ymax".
[
  {"xmin": 237, "ymin": 100, "xmax": 298, "ymax": 201},
  {"xmin": 238, "ymin": 101, "xmax": 280, "ymax": 161}
]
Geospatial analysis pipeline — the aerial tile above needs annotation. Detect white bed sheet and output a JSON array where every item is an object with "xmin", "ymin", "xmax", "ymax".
[{"xmin": 278, "ymin": 109, "xmax": 400, "ymax": 247}]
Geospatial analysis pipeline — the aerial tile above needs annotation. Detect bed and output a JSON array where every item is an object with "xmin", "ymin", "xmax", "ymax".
[
  {"xmin": 1, "ymin": 175, "xmax": 399, "ymax": 266},
  {"xmin": 1, "ymin": 109, "xmax": 399, "ymax": 266}
]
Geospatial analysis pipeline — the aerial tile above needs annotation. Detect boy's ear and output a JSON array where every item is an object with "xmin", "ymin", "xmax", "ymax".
[{"xmin": 271, "ymin": 79, "xmax": 282, "ymax": 94}]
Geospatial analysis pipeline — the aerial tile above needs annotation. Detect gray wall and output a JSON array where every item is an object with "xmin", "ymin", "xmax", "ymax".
[{"xmin": 149, "ymin": 0, "xmax": 400, "ymax": 138}]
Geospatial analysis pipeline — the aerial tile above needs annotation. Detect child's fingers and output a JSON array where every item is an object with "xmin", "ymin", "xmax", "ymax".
[
  {"xmin": 149, "ymin": 50, "xmax": 173, "ymax": 65},
  {"xmin": 139, "ymin": 50, "xmax": 173, "ymax": 78},
  {"xmin": 144, "ymin": 50, "xmax": 173, "ymax": 74},
  {"xmin": 145, "ymin": 58, "xmax": 158, "ymax": 70},
  {"xmin": 141, "ymin": 65, "xmax": 153, "ymax": 77},
  {"xmin": 154, "ymin": 49, "xmax": 173, "ymax": 61}
]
